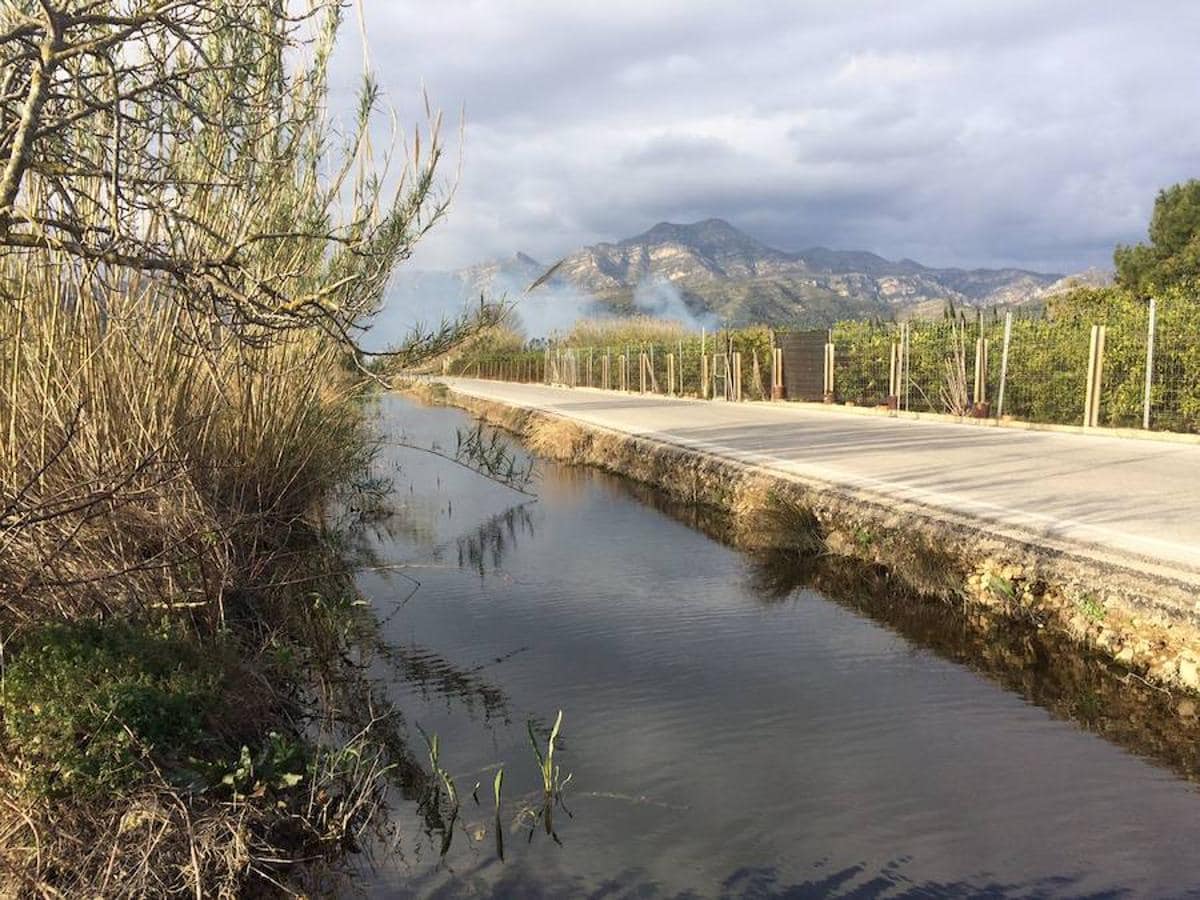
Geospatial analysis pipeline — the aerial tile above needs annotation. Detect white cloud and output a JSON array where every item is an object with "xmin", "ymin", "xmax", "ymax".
[{"xmin": 337, "ymin": 0, "xmax": 1200, "ymax": 279}]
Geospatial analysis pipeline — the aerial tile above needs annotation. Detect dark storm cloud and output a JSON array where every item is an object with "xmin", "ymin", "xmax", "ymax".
[{"xmin": 337, "ymin": 0, "xmax": 1200, "ymax": 274}]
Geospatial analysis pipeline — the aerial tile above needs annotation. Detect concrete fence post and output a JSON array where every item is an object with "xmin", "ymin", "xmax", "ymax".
[
  {"xmin": 732, "ymin": 351, "xmax": 743, "ymax": 401},
  {"xmin": 701, "ymin": 353, "xmax": 709, "ymax": 399},
  {"xmin": 1143, "ymin": 297, "xmax": 1157, "ymax": 430},
  {"xmin": 668, "ymin": 353, "xmax": 676, "ymax": 396}
]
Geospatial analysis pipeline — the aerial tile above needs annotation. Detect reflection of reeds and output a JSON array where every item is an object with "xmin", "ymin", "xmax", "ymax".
[
  {"xmin": 456, "ymin": 504, "xmax": 537, "ymax": 577},
  {"xmin": 374, "ymin": 640, "xmax": 513, "ymax": 722}
]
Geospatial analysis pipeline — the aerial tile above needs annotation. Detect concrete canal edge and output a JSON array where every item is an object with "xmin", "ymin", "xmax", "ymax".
[{"xmin": 413, "ymin": 381, "xmax": 1200, "ymax": 698}]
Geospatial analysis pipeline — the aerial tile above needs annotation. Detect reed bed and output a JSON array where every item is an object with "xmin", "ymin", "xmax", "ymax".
[
  {"xmin": 0, "ymin": 0, "xmax": 457, "ymax": 890},
  {"xmin": 0, "ymin": 245, "xmax": 398, "ymax": 894},
  {"xmin": 0, "ymin": 260, "xmax": 368, "ymax": 631}
]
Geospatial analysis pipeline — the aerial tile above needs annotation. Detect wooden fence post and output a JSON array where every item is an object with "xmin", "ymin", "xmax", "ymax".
[
  {"xmin": 973, "ymin": 337, "xmax": 989, "ymax": 406},
  {"xmin": 888, "ymin": 341, "xmax": 899, "ymax": 409},
  {"xmin": 732, "ymin": 351, "xmax": 743, "ymax": 401},
  {"xmin": 1084, "ymin": 324, "xmax": 1107, "ymax": 428},
  {"xmin": 668, "ymin": 353, "xmax": 676, "ymax": 395},
  {"xmin": 996, "ymin": 312, "xmax": 1012, "ymax": 419},
  {"xmin": 701, "ymin": 353, "xmax": 709, "ymax": 399},
  {"xmin": 824, "ymin": 343, "xmax": 836, "ymax": 400},
  {"xmin": 1143, "ymin": 297, "xmax": 1157, "ymax": 430}
]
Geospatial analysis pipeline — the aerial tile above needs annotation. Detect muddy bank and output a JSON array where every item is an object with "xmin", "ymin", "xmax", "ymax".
[{"xmin": 406, "ymin": 380, "xmax": 1200, "ymax": 700}]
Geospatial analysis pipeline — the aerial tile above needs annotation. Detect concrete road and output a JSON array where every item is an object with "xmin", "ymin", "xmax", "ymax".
[{"xmin": 443, "ymin": 378, "xmax": 1200, "ymax": 581}]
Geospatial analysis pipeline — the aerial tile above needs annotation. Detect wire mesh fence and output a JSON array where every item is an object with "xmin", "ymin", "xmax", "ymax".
[{"xmin": 452, "ymin": 295, "xmax": 1198, "ymax": 435}]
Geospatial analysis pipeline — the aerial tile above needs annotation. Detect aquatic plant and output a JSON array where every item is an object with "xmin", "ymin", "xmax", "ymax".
[
  {"xmin": 526, "ymin": 711, "xmax": 572, "ymax": 843},
  {"xmin": 417, "ymin": 726, "xmax": 461, "ymax": 857},
  {"xmin": 494, "ymin": 767, "xmax": 506, "ymax": 861}
]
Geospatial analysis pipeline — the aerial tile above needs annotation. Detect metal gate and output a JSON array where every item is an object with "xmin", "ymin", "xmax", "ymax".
[{"xmin": 776, "ymin": 330, "xmax": 827, "ymax": 401}]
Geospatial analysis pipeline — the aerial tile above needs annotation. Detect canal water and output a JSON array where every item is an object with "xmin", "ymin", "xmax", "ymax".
[{"xmin": 354, "ymin": 395, "xmax": 1200, "ymax": 898}]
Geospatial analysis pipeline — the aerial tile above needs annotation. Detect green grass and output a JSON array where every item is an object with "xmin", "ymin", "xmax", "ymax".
[
  {"xmin": 1, "ymin": 622, "xmax": 223, "ymax": 796},
  {"xmin": 1078, "ymin": 594, "xmax": 1107, "ymax": 622}
]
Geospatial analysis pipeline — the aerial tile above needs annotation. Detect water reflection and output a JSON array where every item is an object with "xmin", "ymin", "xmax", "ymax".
[
  {"xmin": 407, "ymin": 860, "xmax": 1119, "ymax": 900},
  {"xmin": 590, "ymin": 471, "xmax": 1200, "ymax": 785},
  {"xmin": 457, "ymin": 504, "xmax": 537, "ymax": 578}
]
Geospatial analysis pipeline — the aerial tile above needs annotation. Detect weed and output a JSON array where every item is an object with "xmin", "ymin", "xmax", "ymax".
[
  {"xmin": 737, "ymin": 488, "xmax": 825, "ymax": 558},
  {"xmin": 1078, "ymin": 594, "xmax": 1107, "ymax": 622},
  {"xmin": 527, "ymin": 711, "xmax": 572, "ymax": 842},
  {"xmin": 417, "ymin": 726, "xmax": 460, "ymax": 856},
  {"xmin": 191, "ymin": 731, "xmax": 307, "ymax": 798},
  {"xmin": 493, "ymin": 767, "xmax": 505, "ymax": 861},
  {"xmin": 981, "ymin": 572, "xmax": 1016, "ymax": 602},
  {"xmin": 1, "ymin": 623, "xmax": 223, "ymax": 797}
]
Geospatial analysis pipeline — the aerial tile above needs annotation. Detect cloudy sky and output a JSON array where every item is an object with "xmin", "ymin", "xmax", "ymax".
[{"xmin": 336, "ymin": 1, "xmax": 1200, "ymax": 275}]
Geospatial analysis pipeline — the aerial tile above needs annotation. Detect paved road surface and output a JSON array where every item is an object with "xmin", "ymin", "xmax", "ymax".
[{"xmin": 443, "ymin": 378, "xmax": 1200, "ymax": 581}]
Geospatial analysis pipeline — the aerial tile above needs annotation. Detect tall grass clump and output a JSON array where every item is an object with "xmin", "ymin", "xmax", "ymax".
[
  {"xmin": 0, "ymin": 272, "xmax": 371, "ymax": 630},
  {"xmin": 559, "ymin": 315, "xmax": 694, "ymax": 348}
]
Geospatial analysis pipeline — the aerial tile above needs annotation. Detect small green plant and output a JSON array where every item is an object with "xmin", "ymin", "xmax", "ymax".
[
  {"xmin": 981, "ymin": 572, "xmax": 1016, "ymax": 601},
  {"xmin": 417, "ymin": 725, "xmax": 460, "ymax": 855},
  {"xmin": 493, "ymin": 767, "xmax": 505, "ymax": 861},
  {"xmin": 527, "ymin": 710, "xmax": 572, "ymax": 842},
  {"xmin": 529, "ymin": 710, "xmax": 570, "ymax": 798},
  {"xmin": 194, "ymin": 731, "xmax": 307, "ymax": 798},
  {"xmin": 0, "ymin": 622, "xmax": 222, "ymax": 796},
  {"xmin": 1078, "ymin": 594, "xmax": 1106, "ymax": 622},
  {"xmin": 854, "ymin": 527, "xmax": 874, "ymax": 550}
]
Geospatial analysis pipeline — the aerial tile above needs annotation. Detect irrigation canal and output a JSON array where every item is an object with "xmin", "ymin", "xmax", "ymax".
[{"xmin": 354, "ymin": 394, "xmax": 1200, "ymax": 898}]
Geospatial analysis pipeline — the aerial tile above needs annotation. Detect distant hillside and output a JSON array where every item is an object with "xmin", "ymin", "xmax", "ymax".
[{"xmin": 384, "ymin": 218, "xmax": 1076, "ymax": 337}]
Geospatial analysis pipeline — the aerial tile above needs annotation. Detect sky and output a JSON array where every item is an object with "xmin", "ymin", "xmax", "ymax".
[{"xmin": 333, "ymin": 1, "xmax": 1200, "ymax": 276}]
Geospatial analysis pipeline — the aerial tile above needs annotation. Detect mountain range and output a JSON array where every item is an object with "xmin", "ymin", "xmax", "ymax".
[{"xmin": 385, "ymin": 218, "xmax": 1103, "ymax": 336}]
